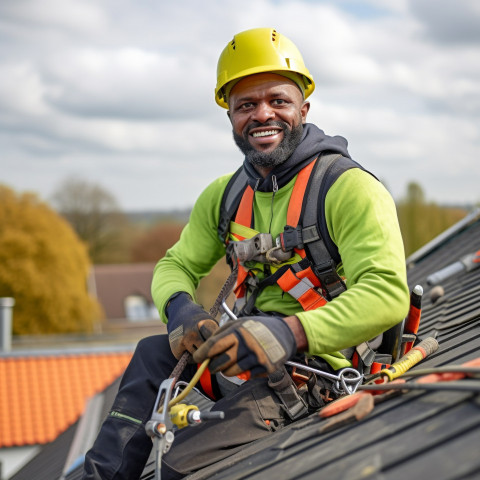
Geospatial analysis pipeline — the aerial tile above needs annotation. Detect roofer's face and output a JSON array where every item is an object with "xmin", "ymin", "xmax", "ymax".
[{"xmin": 228, "ymin": 73, "xmax": 309, "ymax": 156}]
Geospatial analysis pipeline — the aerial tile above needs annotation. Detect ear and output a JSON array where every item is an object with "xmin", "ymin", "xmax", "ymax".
[{"xmin": 301, "ymin": 101, "xmax": 310, "ymax": 124}]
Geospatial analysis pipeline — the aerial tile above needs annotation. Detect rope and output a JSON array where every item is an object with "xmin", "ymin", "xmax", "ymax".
[
  {"xmin": 359, "ymin": 380, "xmax": 480, "ymax": 393},
  {"xmin": 208, "ymin": 266, "xmax": 238, "ymax": 318},
  {"xmin": 161, "ymin": 267, "xmax": 238, "ymax": 410},
  {"xmin": 168, "ymin": 351, "xmax": 192, "ymax": 382}
]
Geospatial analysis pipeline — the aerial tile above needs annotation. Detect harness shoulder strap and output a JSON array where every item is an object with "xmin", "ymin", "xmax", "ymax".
[
  {"xmin": 218, "ymin": 167, "xmax": 249, "ymax": 243},
  {"xmin": 298, "ymin": 153, "xmax": 369, "ymax": 299},
  {"xmin": 302, "ymin": 153, "xmax": 366, "ymax": 265}
]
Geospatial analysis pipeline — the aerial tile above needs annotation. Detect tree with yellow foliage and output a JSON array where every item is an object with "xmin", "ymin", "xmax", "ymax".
[{"xmin": 0, "ymin": 185, "xmax": 102, "ymax": 334}]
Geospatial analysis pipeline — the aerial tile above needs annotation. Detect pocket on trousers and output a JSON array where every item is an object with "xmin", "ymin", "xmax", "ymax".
[{"xmin": 250, "ymin": 379, "xmax": 290, "ymax": 430}]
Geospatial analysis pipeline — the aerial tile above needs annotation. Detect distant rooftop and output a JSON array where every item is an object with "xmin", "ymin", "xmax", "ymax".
[{"xmin": 0, "ymin": 350, "xmax": 133, "ymax": 447}]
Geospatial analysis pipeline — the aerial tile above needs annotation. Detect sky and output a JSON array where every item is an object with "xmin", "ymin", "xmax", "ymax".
[{"xmin": 1, "ymin": 0, "xmax": 479, "ymax": 211}]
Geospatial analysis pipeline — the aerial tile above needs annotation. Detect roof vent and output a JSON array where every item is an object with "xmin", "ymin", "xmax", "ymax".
[{"xmin": 0, "ymin": 298, "xmax": 15, "ymax": 353}]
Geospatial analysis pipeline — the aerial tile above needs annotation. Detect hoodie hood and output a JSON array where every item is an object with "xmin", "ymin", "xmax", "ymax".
[{"xmin": 243, "ymin": 123, "xmax": 351, "ymax": 192}]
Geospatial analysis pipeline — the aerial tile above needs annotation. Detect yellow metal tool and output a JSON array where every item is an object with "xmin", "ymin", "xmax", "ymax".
[{"xmin": 369, "ymin": 337, "xmax": 439, "ymax": 384}]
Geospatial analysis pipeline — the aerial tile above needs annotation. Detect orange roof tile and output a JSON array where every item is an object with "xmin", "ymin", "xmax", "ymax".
[{"xmin": 0, "ymin": 351, "xmax": 133, "ymax": 447}]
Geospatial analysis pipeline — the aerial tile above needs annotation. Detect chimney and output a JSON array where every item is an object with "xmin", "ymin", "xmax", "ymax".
[{"xmin": 0, "ymin": 297, "xmax": 15, "ymax": 353}]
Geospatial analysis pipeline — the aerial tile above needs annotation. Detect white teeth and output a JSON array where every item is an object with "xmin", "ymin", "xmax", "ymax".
[{"xmin": 252, "ymin": 130, "xmax": 279, "ymax": 138}]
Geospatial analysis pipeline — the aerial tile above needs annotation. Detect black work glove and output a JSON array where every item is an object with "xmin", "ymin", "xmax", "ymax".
[
  {"xmin": 166, "ymin": 292, "xmax": 219, "ymax": 360},
  {"xmin": 192, "ymin": 316, "xmax": 297, "ymax": 376}
]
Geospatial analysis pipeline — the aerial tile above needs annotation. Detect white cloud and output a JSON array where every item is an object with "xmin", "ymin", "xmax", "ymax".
[
  {"xmin": 0, "ymin": 63, "xmax": 50, "ymax": 115},
  {"xmin": 0, "ymin": 0, "xmax": 479, "ymax": 210}
]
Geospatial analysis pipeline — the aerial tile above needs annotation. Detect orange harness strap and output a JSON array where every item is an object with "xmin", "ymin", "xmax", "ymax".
[
  {"xmin": 287, "ymin": 159, "xmax": 316, "ymax": 227},
  {"xmin": 286, "ymin": 159, "xmax": 316, "ymax": 259},
  {"xmin": 234, "ymin": 185, "xmax": 255, "ymax": 234},
  {"xmin": 276, "ymin": 267, "xmax": 327, "ymax": 311},
  {"xmin": 198, "ymin": 363, "xmax": 215, "ymax": 400},
  {"xmin": 231, "ymin": 159, "xmax": 327, "ymax": 309},
  {"xmin": 232, "ymin": 185, "xmax": 255, "ymax": 297}
]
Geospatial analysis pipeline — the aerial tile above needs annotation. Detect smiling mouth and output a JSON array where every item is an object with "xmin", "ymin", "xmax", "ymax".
[{"xmin": 251, "ymin": 129, "xmax": 281, "ymax": 138}]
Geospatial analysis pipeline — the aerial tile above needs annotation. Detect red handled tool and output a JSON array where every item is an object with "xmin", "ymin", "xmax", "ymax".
[
  {"xmin": 401, "ymin": 285, "xmax": 423, "ymax": 355},
  {"xmin": 320, "ymin": 337, "xmax": 438, "ymax": 418}
]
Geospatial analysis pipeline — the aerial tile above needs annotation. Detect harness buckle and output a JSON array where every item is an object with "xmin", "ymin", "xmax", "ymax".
[
  {"xmin": 266, "ymin": 245, "xmax": 292, "ymax": 264},
  {"xmin": 278, "ymin": 225, "xmax": 304, "ymax": 251},
  {"xmin": 231, "ymin": 233, "xmax": 294, "ymax": 265},
  {"xmin": 313, "ymin": 260, "xmax": 346, "ymax": 300},
  {"xmin": 232, "ymin": 233, "xmax": 274, "ymax": 263}
]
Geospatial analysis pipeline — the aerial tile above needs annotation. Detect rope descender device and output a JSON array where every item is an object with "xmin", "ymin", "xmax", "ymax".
[{"xmin": 146, "ymin": 373, "xmax": 224, "ymax": 480}]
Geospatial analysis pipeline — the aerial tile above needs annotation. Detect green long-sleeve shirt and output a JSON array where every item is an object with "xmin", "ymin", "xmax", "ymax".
[{"xmin": 152, "ymin": 167, "xmax": 410, "ymax": 369}]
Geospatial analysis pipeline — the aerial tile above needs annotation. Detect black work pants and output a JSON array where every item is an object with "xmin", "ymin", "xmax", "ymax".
[{"xmin": 83, "ymin": 334, "xmax": 288, "ymax": 480}]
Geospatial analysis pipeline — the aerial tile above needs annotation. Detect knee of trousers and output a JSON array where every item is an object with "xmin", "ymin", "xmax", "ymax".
[
  {"xmin": 83, "ymin": 414, "xmax": 152, "ymax": 480},
  {"xmin": 113, "ymin": 335, "xmax": 175, "ymax": 413}
]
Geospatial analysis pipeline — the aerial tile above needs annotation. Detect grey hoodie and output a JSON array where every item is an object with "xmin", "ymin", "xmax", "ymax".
[{"xmin": 242, "ymin": 123, "xmax": 354, "ymax": 192}]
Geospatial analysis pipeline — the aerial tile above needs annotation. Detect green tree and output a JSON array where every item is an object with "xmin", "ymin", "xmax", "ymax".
[
  {"xmin": 51, "ymin": 177, "xmax": 131, "ymax": 264},
  {"xmin": 0, "ymin": 185, "xmax": 102, "ymax": 334},
  {"xmin": 397, "ymin": 182, "xmax": 467, "ymax": 256}
]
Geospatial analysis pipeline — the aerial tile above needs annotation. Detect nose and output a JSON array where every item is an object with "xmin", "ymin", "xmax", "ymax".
[{"xmin": 252, "ymin": 101, "xmax": 275, "ymax": 124}]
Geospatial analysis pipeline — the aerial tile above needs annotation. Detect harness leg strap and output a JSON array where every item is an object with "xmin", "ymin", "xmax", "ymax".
[{"xmin": 267, "ymin": 367, "xmax": 309, "ymax": 421}]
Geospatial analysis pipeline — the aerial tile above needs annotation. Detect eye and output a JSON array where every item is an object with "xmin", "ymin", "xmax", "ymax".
[{"xmin": 238, "ymin": 102, "xmax": 254, "ymax": 111}]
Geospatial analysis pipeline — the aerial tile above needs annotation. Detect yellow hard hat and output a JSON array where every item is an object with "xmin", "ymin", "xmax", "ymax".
[{"xmin": 215, "ymin": 28, "xmax": 315, "ymax": 109}]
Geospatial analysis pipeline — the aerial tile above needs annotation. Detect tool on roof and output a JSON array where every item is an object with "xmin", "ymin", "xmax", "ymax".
[
  {"xmin": 319, "ymin": 383, "xmax": 403, "ymax": 419},
  {"xmin": 367, "ymin": 336, "xmax": 439, "ymax": 384},
  {"xmin": 426, "ymin": 249, "xmax": 480, "ymax": 286},
  {"xmin": 321, "ymin": 364, "xmax": 480, "ymax": 418},
  {"xmin": 359, "ymin": 351, "xmax": 480, "ymax": 393},
  {"xmin": 318, "ymin": 391, "xmax": 376, "ymax": 431},
  {"xmin": 146, "ymin": 368, "xmax": 224, "ymax": 479},
  {"xmin": 320, "ymin": 338, "xmax": 440, "ymax": 419},
  {"xmin": 400, "ymin": 285, "xmax": 423, "ymax": 356},
  {"xmin": 414, "ymin": 357, "xmax": 480, "ymax": 383}
]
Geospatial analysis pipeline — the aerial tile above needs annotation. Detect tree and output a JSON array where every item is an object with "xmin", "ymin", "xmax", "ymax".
[
  {"xmin": 397, "ymin": 182, "xmax": 467, "ymax": 256},
  {"xmin": 51, "ymin": 177, "xmax": 130, "ymax": 264},
  {"xmin": 0, "ymin": 185, "xmax": 102, "ymax": 334}
]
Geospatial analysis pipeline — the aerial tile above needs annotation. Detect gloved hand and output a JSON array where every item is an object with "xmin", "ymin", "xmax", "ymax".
[
  {"xmin": 192, "ymin": 316, "xmax": 297, "ymax": 376},
  {"xmin": 166, "ymin": 292, "xmax": 219, "ymax": 359}
]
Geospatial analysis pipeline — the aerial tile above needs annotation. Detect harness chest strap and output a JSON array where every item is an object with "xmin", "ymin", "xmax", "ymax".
[
  {"xmin": 230, "ymin": 157, "xmax": 333, "ymax": 311},
  {"xmin": 276, "ymin": 264, "xmax": 327, "ymax": 311},
  {"xmin": 215, "ymin": 153, "xmax": 405, "ymax": 381}
]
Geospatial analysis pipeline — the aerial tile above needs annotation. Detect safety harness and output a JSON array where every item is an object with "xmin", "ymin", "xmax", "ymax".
[
  {"xmin": 198, "ymin": 152, "xmax": 404, "ymax": 413},
  {"xmin": 217, "ymin": 152, "xmax": 403, "ymax": 375},
  {"xmin": 219, "ymin": 152, "xmax": 352, "ymax": 315}
]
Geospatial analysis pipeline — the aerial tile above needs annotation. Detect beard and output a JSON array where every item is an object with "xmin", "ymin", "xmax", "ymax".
[{"xmin": 233, "ymin": 120, "xmax": 304, "ymax": 169}]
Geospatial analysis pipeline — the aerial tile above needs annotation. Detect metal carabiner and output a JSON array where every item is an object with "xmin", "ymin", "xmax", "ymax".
[
  {"xmin": 145, "ymin": 378, "xmax": 176, "ymax": 480},
  {"xmin": 220, "ymin": 301, "xmax": 363, "ymax": 395},
  {"xmin": 286, "ymin": 361, "xmax": 363, "ymax": 395}
]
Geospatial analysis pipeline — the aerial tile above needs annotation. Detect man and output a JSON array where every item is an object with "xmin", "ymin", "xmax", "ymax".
[{"xmin": 84, "ymin": 28, "xmax": 409, "ymax": 479}]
